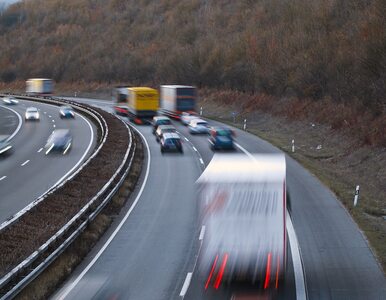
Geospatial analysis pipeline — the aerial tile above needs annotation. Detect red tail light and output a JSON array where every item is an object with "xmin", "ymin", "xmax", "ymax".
[
  {"xmin": 205, "ymin": 254, "xmax": 219, "ymax": 290},
  {"xmin": 264, "ymin": 252, "xmax": 272, "ymax": 289},
  {"xmin": 214, "ymin": 253, "xmax": 228, "ymax": 289}
]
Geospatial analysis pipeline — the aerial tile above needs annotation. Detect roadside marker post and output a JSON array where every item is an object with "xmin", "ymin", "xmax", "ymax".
[
  {"xmin": 243, "ymin": 119, "xmax": 247, "ymax": 131},
  {"xmin": 200, "ymin": 106, "xmax": 203, "ymax": 116},
  {"xmin": 292, "ymin": 139, "xmax": 295, "ymax": 153},
  {"xmin": 354, "ymin": 185, "xmax": 360, "ymax": 207}
]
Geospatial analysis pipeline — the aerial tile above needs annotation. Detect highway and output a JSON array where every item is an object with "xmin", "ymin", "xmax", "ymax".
[
  {"xmin": 54, "ymin": 97, "xmax": 386, "ymax": 300},
  {"xmin": 0, "ymin": 99, "xmax": 97, "ymax": 225}
]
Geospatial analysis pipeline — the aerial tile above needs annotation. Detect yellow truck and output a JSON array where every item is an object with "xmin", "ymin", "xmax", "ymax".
[
  {"xmin": 114, "ymin": 87, "xmax": 159, "ymax": 124},
  {"xmin": 26, "ymin": 78, "xmax": 54, "ymax": 95}
]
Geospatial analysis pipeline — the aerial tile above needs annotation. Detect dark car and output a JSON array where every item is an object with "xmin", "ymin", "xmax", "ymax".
[
  {"xmin": 152, "ymin": 116, "xmax": 172, "ymax": 134},
  {"xmin": 59, "ymin": 106, "xmax": 75, "ymax": 119},
  {"xmin": 160, "ymin": 133, "xmax": 183, "ymax": 153},
  {"xmin": 44, "ymin": 129, "xmax": 72, "ymax": 155},
  {"xmin": 208, "ymin": 127, "xmax": 235, "ymax": 150},
  {"xmin": 0, "ymin": 135, "xmax": 12, "ymax": 155},
  {"xmin": 155, "ymin": 125, "xmax": 177, "ymax": 142}
]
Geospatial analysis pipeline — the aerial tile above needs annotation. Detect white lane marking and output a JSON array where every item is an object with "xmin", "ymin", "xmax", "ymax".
[
  {"xmin": 0, "ymin": 176, "xmax": 7, "ymax": 181},
  {"xmin": 199, "ymin": 158, "xmax": 204, "ymax": 165},
  {"xmin": 199, "ymin": 225, "xmax": 206, "ymax": 241},
  {"xmin": 37, "ymin": 148, "xmax": 43, "ymax": 153},
  {"xmin": 44, "ymin": 111, "xmax": 47, "ymax": 114},
  {"xmin": 0, "ymin": 105, "xmax": 22, "ymax": 142},
  {"xmin": 287, "ymin": 211, "xmax": 307, "ymax": 300},
  {"xmin": 56, "ymin": 123, "xmax": 151, "ymax": 300},
  {"xmin": 21, "ymin": 160, "xmax": 30, "ymax": 166},
  {"xmin": 184, "ymin": 137, "xmax": 189, "ymax": 141},
  {"xmin": 192, "ymin": 146, "xmax": 197, "ymax": 152},
  {"xmin": 235, "ymin": 142, "xmax": 307, "ymax": 300},
  {"xmin": 48, "ymin": 115, "xmax": 52, "ymax": 118},
  {"xmin": 53, "ymin": 124, "xmax": 56, "ymax": 128},
  {"xmin": 52, "ymin": 119, "xmax": 55, "ymax": 123},
  {"xmin": 179, "ymin": 272, "xmax": 193, "ymax": 297}
]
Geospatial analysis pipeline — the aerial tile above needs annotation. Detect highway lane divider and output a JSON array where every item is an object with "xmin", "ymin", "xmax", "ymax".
[{"xmin": 0, "ymin": 94, "xmax": 139, "ymax": 299}]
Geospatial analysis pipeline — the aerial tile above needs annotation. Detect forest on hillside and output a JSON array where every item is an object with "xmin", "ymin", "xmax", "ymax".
[{"xmin": 0, "ymin": 0, "xmax": 385, "ymax": 113}]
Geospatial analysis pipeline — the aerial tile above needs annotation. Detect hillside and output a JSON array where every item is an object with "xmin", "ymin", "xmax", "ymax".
[{"xmin": 0, "ymin": 0, "xmax": 385, "ymax": 114}]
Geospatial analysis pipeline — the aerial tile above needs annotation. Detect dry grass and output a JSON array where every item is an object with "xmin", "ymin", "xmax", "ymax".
[{"xmin": 202, "ymin": 91, "xmax": 386, "ymax": 273}]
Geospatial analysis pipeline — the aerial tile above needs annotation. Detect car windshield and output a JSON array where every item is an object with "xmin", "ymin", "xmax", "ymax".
[
  {"xmin": 163, "ymin": 128, "xmax": 176, "ymax": 133},
  {"xmin": 197, "ymin": 122, "xmax": 207, "ymax": 126},
  {"xmin": 62, "ymin": 106, "xmax": 73, "ymax": 111},
  {"xmin": 165, "ymin": 138, "xmax": 180, "ymax": 145},
  {"xmin": 158, "ymin": 119, "xmax": 171, "ymax": 125},
  {"xmin": 27, "ymin": 108, "xmax": 38, "ymax": 112}
]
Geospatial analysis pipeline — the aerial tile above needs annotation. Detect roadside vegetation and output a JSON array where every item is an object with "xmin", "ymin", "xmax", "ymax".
[{"xmin": 0, "ymin": 0, "xmax": 384, "ymax": 275}]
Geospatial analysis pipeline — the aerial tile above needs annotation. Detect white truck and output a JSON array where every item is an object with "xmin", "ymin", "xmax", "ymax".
[
  {"xmin": 26, "ymin": 78, "xmax": 54, "ymax": 95},
  {"xmin": 159, "ymin": 85, "xmax": 196, "ymax": 119},
  {"xmin": 196, "ymin": 154, "xmax": 287, "ymax": 290}
]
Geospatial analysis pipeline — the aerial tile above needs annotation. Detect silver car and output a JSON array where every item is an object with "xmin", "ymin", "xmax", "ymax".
[
  {"xmin": 2, "ymin": 96, "xmax": 19, "ymax": 105},
  {"xmin": 188, "ymin": 118, "xmax": 209, "ymax": 134},
  {"xmin": 25, "ymin": 107, "xmax": 40, "ymax": 121}
]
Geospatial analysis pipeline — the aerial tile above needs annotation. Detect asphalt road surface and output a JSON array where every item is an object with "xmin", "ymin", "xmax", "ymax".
[
  {"xmin": 53, "ymin": 97, "xmax": 386, "ymax": 300},
  {"xmin": 0, "ymin": 99, "xmax": 96, "ymax": 224}
]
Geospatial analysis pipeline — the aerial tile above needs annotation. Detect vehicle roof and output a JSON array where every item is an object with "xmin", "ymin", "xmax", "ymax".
[
  {"xmin": 60, "ymin": 105, "xmax": 73, "ymax": 109},
  {"xmin": 211, "ymin": 126, "xmax": 231, "ymax": 131},
  {"xmin": 52, "ymin": 129, "xmax": 70, "ymax": 137},
  {"xmin": 154, "ymin": 116, "xmax": 170, "ymax": 121},
  {"xmin": 162, "ymin": 133, "xmax": 180, "ymax": 139},
  {"xmin": 128, "ymin": 87, "xmax": 157, "ymax": 93},
  {"xmin": 26, "ymin": 107, "xmax": 38, "ymax": 111},
  {"xmin": 27, "ymin": 78, "xmax": 52, "ymax": 81},
  {"xmin": 157, "ymin": 125, "xmax": 175, "ymax": 130},
  {"xmin": 161, "ymin": 85, "xmax": 195, "ymax": 89},
  {"xmin": 191, "ymin": 118, "xmax": 207, "ymax": 124},
  {"xmin": 197, "ymin": 154, "xmax": 286, "ymax": 183}
]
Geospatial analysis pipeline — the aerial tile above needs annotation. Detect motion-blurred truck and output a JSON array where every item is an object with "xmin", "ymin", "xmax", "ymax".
[
  {"xmin": 26, "ymin": 78, "xmax": 54, "ymax": 95},
  {"xmin": 197, "ymin": 154, "xmax": 287, "ymax": 290},
  {"xmin": 114, "ymin": 87, "xmax": 159, "ymax": 124},
  {"xmin": 160, "ymin": 85, "xmax": 196, "ymax": 119}
]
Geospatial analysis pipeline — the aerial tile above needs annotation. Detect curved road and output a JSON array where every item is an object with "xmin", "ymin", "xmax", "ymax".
[
  {"xmin": 0, "ymin": 99, "xmax": 97, "ymax": 224},
  {"xmin": 54, "ymin": 97, "xmax": 386, "ymax": 300}
]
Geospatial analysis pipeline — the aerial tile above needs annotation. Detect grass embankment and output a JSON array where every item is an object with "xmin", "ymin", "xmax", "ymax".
[{"xmin": 200, "ymin": 89, "xmax": 386, "ymax": 273}]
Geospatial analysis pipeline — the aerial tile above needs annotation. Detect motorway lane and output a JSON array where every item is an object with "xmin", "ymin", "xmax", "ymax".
[
  {"xmin": 55, "ymin": 122, "xmax": 203, "ymax": 300},
  {"xmin": 0, "ymin": 99, "xmax": 97, "ymax": 224},
  {"xmin": 58, "ymin": 97, "xmax": 386, "ymax": 299},
  {"xmin": 0, "ymin": 105, "xmax": 19, "ymax": 136}
]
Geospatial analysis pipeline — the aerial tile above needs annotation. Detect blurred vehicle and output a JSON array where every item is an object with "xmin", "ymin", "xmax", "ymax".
[
  {"xmin": 181, "ymin": 112, "xmax": 199, "ymax": 126},
  {"xmin": 26, "ymin": 78, "xmax": 54, "ymax": 95},
  {"xmin": 2, "ymin": 96, "xmax": 19, "ymax": 105},
  {"xmin": 113, "ymin": 87, "xmax": 158, "ymax": 124},
  {"xmin": 0, "ymin": 135, "xmax": 12, "ymax": 155},
  {"xmin": 59, "ymin": 106, "xmax": 75, "ymax": 119},
  {"xmin": 196, "ymin": 154, "xmax": 287, "ymax": 289},
  {"xmin": 159, "ymin": 85, "xmax": 196, "ymax": 119},
  {"xmin": 152, "ymin": 116, "xmax": 172, "ymax": 134},
  {"xmin": 188, "ymin": 118, "xmax": 209, "ymax": 134},
  {"xmin": 160, "ymin": 133, "xmax": 183, "ymax": 153},
  {"xmin": 44, "ymin": 129, "xmax": 72, "ymax": 155},
  {"xmin": 25, "ymin": 107, "xmax": 40, "ymax": 121},
  {"xmin": 208, "ymin": 126, "xmax": 234, "ymax": 150},
  {"xmin": 155, "ymin": 125, "xmax": 177, "ymax": 142}
]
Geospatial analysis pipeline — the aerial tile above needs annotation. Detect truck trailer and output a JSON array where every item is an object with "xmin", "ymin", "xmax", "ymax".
[
  {"xmin": 196, "ymin": 154, "xmax": 287, "ymax": 290},
  {"xmin": 26, "ymin": 78, "xmax": 54, "ymax": 95},
  {"xmin": 160, "ymin": 85, "xmax": 196, "ymax": 119},
  {"xmin": 114, "ymin": 87, "xmax": 159, "ymax": 124}
]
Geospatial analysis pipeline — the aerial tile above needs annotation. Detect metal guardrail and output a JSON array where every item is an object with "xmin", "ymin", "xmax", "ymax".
[{"xmin": 0, "ymin": 95, "xmax": 136, "ymax": 299}]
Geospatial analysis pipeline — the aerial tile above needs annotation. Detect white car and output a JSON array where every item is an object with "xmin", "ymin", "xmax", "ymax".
[
  {"xmin": 2, "ymin": 96, "xmax": 19, "ymax": 105},
  {"xmin": 25, "ymin": 107, "xmax": 40, "ymax": 121},
  {"xmin": 181, "ymin": 112, "xmax": 198, "ymax": 126},
  {"xmin": 188, "ymin": 118, "xmax": 209, "ymax": 134}
]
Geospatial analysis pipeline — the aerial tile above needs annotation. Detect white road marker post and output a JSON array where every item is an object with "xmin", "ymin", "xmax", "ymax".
[
  {"xmin": 354, "ymin": 185, "xmax": 360, "ymax": 207},
  {"xmin": 200, "ymin": 106, "xmax": 203, "ymax": 116},
  {"xmin": 292, "ymin": 139, "xmax": 295, "ymax": 153},
  {"xmin": 243, "ymin": 119, "xmax": 247, "ymax": 131}
]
